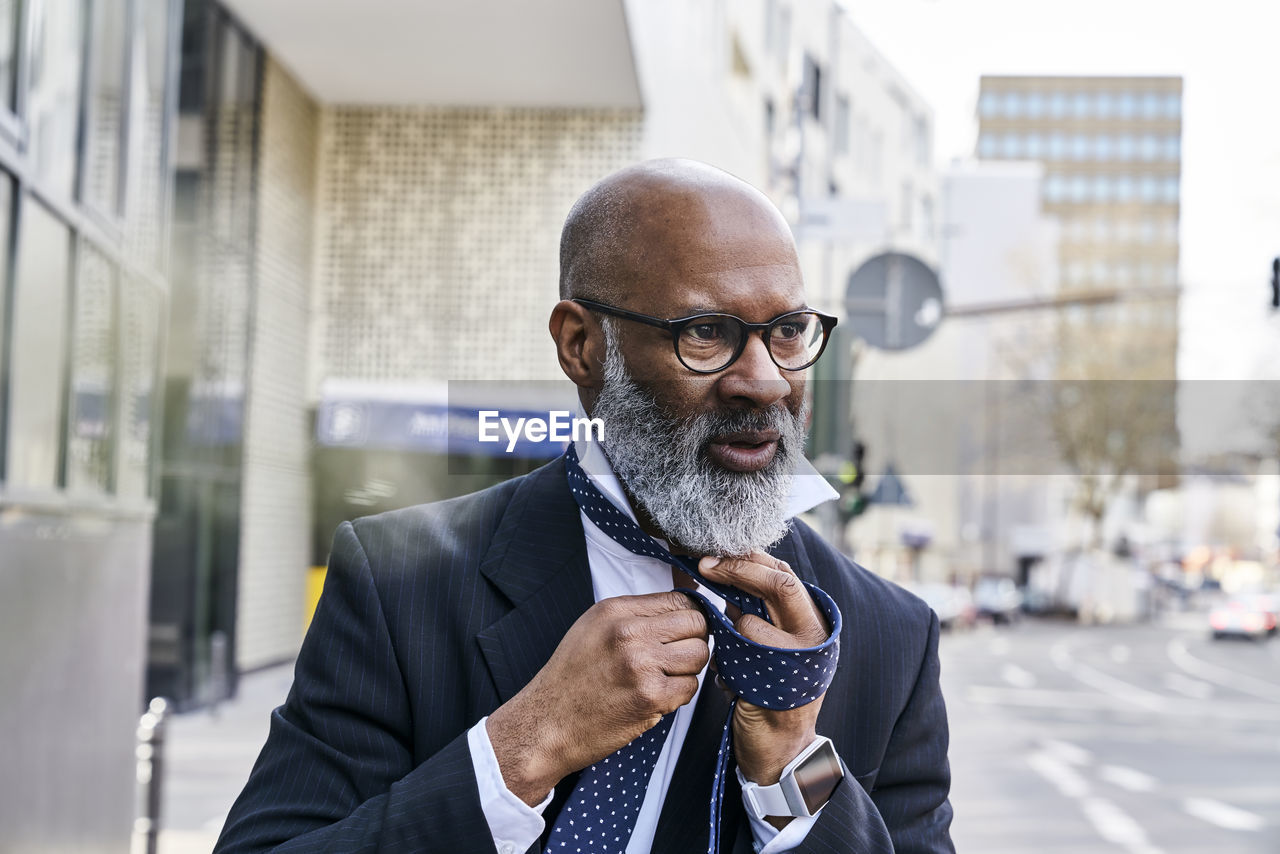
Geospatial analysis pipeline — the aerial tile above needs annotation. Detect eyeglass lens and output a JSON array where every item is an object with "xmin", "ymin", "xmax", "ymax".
[{"xmin": 676, "ymin": 312, "xmax": 826, "ymax": 371}]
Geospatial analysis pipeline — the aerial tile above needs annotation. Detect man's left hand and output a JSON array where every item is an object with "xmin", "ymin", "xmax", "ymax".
[{"xmin": 697, "ymin": 551, "xmax": 832, "ymax": 790}]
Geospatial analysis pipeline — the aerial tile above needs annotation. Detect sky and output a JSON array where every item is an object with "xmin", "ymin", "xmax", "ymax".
[{"xmin": 848, "ymin": 0, "xmax": 1280, "ymax": 382}]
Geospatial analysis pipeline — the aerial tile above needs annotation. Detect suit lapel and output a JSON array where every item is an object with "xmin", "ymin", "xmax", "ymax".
[{"xmin": 475, "ymin": 457, "xmax": 595, "ymax": 704}]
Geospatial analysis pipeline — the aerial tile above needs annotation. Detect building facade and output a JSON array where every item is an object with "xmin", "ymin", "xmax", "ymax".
[
  {"xmin": 976, "ymin": 75, "xmax": 1182, "ymax": 376},
  {"xmin": 0, "ymin": 0, "xmax": 180, "ymax": 849}
]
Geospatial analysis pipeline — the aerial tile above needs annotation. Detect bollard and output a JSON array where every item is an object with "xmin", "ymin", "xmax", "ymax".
[{"xmin": 134, "ymin": 697, "xmax": 169, "ymax": 854}]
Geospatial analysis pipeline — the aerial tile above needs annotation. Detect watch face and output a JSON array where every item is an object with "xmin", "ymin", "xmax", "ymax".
[{"xmin": 794, "ymin": 741, "xmax": 844, "ymax": 814}]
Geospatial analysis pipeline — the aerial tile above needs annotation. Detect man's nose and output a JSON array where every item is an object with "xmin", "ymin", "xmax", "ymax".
[{"xmin": 716, "ymin": 332, "xmax": 790, "ymax": 409}]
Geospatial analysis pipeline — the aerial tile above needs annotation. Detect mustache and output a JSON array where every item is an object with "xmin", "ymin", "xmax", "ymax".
[{"xmin": 684, "ymin": 406, "xmax": 799, "ymax": 448}]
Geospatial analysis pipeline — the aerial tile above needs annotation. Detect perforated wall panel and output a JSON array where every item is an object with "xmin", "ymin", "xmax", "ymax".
[
  {"xmin": 237, "ymin": 59, "xmax": 319, "ymax": 669},
  {"xmin": 313, "ymin": 107, "xmax": 643, "ymax": 386}
]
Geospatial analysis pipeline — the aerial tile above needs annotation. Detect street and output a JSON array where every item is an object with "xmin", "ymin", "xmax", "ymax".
[
  {"xmin": 157, "ymin": 615, "xmax": 1280, "ymax": 853},
  {"xmin": 942, "ymin": 618, "xmax": 1280, "ymax": 853}
]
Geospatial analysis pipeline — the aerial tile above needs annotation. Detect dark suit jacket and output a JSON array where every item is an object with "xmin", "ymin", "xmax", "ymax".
[{"xmin": 215, "ymin": 457, "xmax": 954, "ymax": 853}]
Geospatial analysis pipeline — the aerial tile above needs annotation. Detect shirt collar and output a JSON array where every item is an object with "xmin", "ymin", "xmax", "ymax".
[{"xmin": 574, "ymin": 430, "xmax": 839, "ymax": 526}]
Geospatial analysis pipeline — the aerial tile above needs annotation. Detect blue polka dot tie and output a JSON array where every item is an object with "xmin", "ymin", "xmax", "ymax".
[{"xmin": 545, "ymin": 445, "xmax": 842, "ymax": 854}]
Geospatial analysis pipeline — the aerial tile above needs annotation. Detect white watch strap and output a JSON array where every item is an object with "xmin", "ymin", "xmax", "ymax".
[{"xmin": 738, "ymin": 768, "xmax": 793, "ymax": 818}]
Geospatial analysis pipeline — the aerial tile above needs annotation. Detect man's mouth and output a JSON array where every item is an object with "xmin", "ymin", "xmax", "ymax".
[{"xmin": 705, "ymin": 429, "xmax": 780, "ymax": 473}]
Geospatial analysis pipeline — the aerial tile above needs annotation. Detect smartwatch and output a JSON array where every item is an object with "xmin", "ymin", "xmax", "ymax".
[{"xmin": 738, "ymin": 736, "xmax": 845, "ymax": 819}]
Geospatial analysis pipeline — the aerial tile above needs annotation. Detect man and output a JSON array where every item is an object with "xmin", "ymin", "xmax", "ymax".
[{"xmin": 216, "ymin": 159, "xmax": 953, "ymax": 853}]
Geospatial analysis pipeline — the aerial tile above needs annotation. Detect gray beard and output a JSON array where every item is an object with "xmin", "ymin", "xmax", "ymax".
[{"xmin": 589, "ymin": 321, "xmax": 807, "ymax": 556}]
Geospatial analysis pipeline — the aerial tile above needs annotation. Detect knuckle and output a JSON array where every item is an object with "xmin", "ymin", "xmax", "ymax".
[{"xmin": 770, "ymin": 571, "xmax": 800, "ymax": 598}]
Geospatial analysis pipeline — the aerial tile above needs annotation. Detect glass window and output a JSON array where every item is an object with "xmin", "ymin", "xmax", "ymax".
[
  {"xmin": 1163, "ymin": 93, "xmax": 1181, "ymax": 119},
  {"xmin": 84, "ymin": 0, "xmax": 129, "ymax": 215},
  {"xmin": 1161, "ymin": 176, "xmax": 1180, "ymax": 204},
  {"xmin": 1025, "ymin": 92, "xmax": 1045, "ymax": 118},
  {"xmin": 1115, "ymin": 135, "xmax": 1135, "ymax": 161},
  {"xmin": 0, "ymin": 172, "xmax": 9, "ymax": 467},
  {"xmin": 66, "ymin": 243, "xmax": 117, "ymax": 494},
  {"xmin": 1048, "ymin": 92, "xmax": 1068, "ymax": 118},
  {"xmin": 28, "ymin": 0, "xmax": 87, "ymax": 198},
  {"xmin": 117, "ymin": 280, "xmax": 162, "ymax": 498},
  {"xmin": 1095, "ymin": 92, "xmax": 1114, "ymax": 118},
  {"xmin": 833, "ymin": 94, "xmax": 850, "ymax": 155},
  {"xmin": 1003, "ymin": 91, "xmax": 1023, "ymax": 117},
  {"xmin": 1070, "ymin": 134, "xmax": 1090, "ymax": 160},
  {"xmin": 1094, "ymin": 134, "xmax": 1113, "ymax": 160},
  {"xmin": 1163, "ymin": 135, "xmax": 1181, "ymax": 161},
  {"xmin": 1069, "ymin": 175, "xmax": 1089, "ymax": 203},
  {"xmin": 1047, "ymin": 133, "xmax": 1067, "ymax": 160},
  {"xmin": 0, "ymin": 0, "xmax": 18, "ymax": 113},
  {"xmin": 1092, "ymin": 175, "xmax": 1112, "ymax": 203},
  {"xmin": 1025, "ymin": 133, "xmax": 1044, "ymax": 159},
  {"xmin": 1071, "ymin": 92, "xmax": 1091, "ymax": 118},
  {"xmin": 1116, "ymin": 92, "xmax": 1136, "ymax": 118},
  {"xmin": 1139, "ymin": 175, "xmax": 1159, "ymax": 202},
  {"xmin": 1140, "ymin": 217, "xmax": 1158, "ymax": 243},
  {"xmin": 1139, "ymin": 134, "xmax": 1159, "ymax": 161},
  {"xmin": 978, "ymin": 91, "xmax": 1000, "ymax": 118},
  {"xmin": 127, "ymin": 0, "xmax": 176, "ymax": 268},
  {"xmin": 1001, "ymin": 133, "xmax": 1022, "ymax": 158},
  {"xmin": 1044, "ymin": 175, "xmax": 1066, "ymax": 202},
  {"xmin": 1141, "ymin": 92, "xmax": 1161, "ymax": 119},
  {"xmin": 978, "ymin": 133, "xmax": 997, "ymax": 158},
  {"xmin": 1115, "ymin": 174, "xmax": 1135, "ymax": 202},
  {"xmin": 7, "ymin": 198, "xmax": 71, "ymax": 490}
]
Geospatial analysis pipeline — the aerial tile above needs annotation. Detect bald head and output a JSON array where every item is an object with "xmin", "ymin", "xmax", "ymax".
[{"xmin": 558, "ymin": 159, "xmax": 797, "ymax": 304}]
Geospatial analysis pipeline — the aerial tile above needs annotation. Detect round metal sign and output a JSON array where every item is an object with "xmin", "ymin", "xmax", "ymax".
[{"xmin": 844, "ymin": 252, "xmax": 943, "ymax": 351}]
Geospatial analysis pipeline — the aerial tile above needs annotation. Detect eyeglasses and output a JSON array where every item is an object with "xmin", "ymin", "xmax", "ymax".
[{"xmin": 573, "ymin": 298, "xmax": 838, "ymax": 374}]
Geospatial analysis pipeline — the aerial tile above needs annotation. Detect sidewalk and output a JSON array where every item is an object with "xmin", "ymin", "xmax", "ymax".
[{"xmin": 153, "ymin": 661, "xmax": 296, "ymax": 854}]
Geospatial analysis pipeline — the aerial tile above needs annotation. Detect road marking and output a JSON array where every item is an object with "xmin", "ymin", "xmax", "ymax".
[
  {"xmin": 1027, "ymin": 750, "xmax": 1164, "ymax": 854},
  {"xmin": 1110, "ymin": 644, "xmax": 1132, "ymax": 664},
  {"xmin": 1162, "ymin": 671, "xmax": 1213, "ymax": 700},
  {"xmin": 1099, "ymin": 764, "xmax": 1157, "ymax": 793},
  {"xmin": 1081, "ymin": 797, "xmax": 1164, "ymax": 854},
  {"xmin": 1027, "ymin": 749, "xmax": 1090, "ymax": 797},
  {"xmin": 1000, "ymin": 663, "xmax": 1037, "ymax": 689},
  {"xmin": 1052, "ymin": 641, "xmax": 1171, "ymax": 712},
  {"xmin": 1167, "ymin": 638, "xmax": 1280, "ymax": 702},
  {"xmin": 1182, "ymin": 797, "xmax": 1266, "ymax": 831},
  {"xmin": 1042, "ymin": 739, "xmax": 1092, "ymax": 766},
  {"xmin": 964, "ymin": 685, "xmax": 1280, "ymax": 722}
]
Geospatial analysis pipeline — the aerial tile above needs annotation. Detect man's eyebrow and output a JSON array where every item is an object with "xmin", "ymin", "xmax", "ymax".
[{"xmin": 674, "ymin": 304, "xmax": 809, "ymax": 317}]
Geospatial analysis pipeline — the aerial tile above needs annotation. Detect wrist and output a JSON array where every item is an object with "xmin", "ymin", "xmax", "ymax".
[
  {"xmin": 486, "ymin": 702, "xmax": 565, "ymax": 805},
  {"xmin": 735, "ymin": 728, "xmax": 818, "ymax": 785}
]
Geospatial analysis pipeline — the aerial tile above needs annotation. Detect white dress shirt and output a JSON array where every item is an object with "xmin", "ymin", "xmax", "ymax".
[{"xmin": 469, "ymin": 435, "xmax": 839, "ymax": 854}]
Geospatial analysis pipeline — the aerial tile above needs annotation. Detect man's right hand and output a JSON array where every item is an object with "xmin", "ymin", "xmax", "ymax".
[{"xmin": 485, "ymin": 591, "xmax": 710, "ymax": 805}]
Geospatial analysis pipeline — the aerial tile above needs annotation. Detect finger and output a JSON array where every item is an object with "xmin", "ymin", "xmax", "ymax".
[
  {"xmin": 699, "ymin": 555, "xmax": 823, "ymax": 637},
  {"xmin": 659, "ymin": 637, "xmax": 711, "ymax": 676},
  {"xmin": 616, "ymin": 590, "xmax": 704, "ymax": 618},
  {"xmin": 644, "ymin": 607, "xmax": 709, "ymax": 643},
  {"xmin": 732, "ymin": 611, "xmax": 801, "ymax": 649},
  {"xmin": 656, "ymin": 674, "xmax": 700, "ymax": 713}
]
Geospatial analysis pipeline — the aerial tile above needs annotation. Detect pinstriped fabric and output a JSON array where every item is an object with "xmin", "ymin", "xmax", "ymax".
[{"xmin": 215, "ymin": 457, "xmax": 953, "ymax": 854}]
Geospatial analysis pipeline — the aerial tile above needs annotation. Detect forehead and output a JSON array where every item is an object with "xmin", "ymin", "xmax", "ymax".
[{"xmin": 615, "ymin": 182, "xmax": 805, "ymax": 319}]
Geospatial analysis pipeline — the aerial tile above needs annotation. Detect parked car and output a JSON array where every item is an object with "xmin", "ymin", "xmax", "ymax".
[
  {"xmin": 974, "ymin": 576, "xmax": 1022, "ymax": 625},
  {"xmin": 1210, "ymin": 596, "xmax": 1277, "ymax": 640},
  {"xmin": 904, "ymin": 582, "xmax": 977, "ymax": 631}
]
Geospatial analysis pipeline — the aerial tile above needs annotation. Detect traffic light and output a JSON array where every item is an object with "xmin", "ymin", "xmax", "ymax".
[
  {"xmin": 838, "ymin": 441, "xmax": 868, "ymax": 522},
  {"xmin": 1271, "ymin": 257, "xmax": 1279, "ymax": 310}
]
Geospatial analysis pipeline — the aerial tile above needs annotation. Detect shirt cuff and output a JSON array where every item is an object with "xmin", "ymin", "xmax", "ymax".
[
  {"xmin": 737, "ymin": 765, "xmax": 824, "ymax": 853},
  {"xmin": 468, "ymin": 717, "xmax": 554, "ymax": 854},
  {"xmin": 747, "ymin": 810, "xmax": 818, "ymax": 853}
]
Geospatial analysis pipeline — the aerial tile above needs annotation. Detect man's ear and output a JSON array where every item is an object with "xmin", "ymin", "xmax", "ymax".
[{"xmin": 549, "ymin": 300, "xmax": 603, "ymax": 390}]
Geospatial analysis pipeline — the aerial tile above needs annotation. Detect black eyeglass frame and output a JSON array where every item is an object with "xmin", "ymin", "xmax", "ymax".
[{"xmin": 573, "ymin": 297, "xmax": 839, "ymax": 374}]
